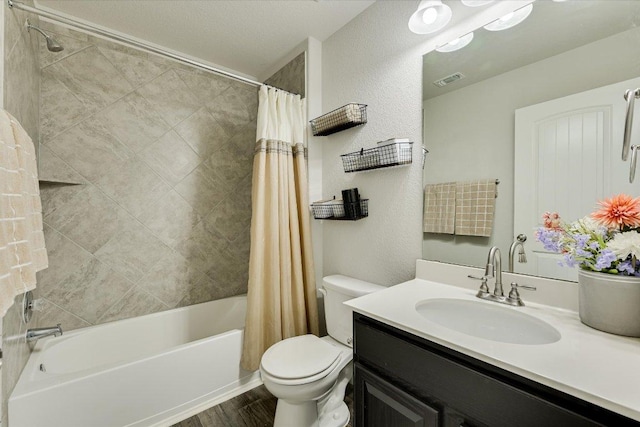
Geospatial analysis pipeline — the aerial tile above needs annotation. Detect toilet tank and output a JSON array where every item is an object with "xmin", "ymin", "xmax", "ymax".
[{"xmin": 322, "ymin": 275, "xmax": 385, "ymax": 347}]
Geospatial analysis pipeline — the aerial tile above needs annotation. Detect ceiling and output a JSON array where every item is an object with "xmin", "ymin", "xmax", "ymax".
[
  {"xmin": 424, "ymin": 0, "xmax": 640, "ymax": 100},
  {"xmin": 35, "ymin": 0, "xmax": 376, "ymax": 80}
]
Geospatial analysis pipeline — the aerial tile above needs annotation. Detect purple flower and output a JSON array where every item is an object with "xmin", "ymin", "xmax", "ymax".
[
  {"xmin": 618, "ymin": 260, "xmax": 635, "ymax": 275},
  {"xmin": 589, "ymin": 241, "xmax": 602, "ymax": 251},
  {"xmin": 562, "ymin": 254, "xmax": 578, "ymax": 268},
  {"xmin": 575, "ymin": 248, "xmax": 591, "ymax": 257},
  {"xmin": 537, "ymin": 228, "xmax": 562, "ymax": 252},
  {"xmin": 573, "ymin": 233, "xmax": 590, "ymax": 249},
  {"xmin": 595, "ymin": 249, "xmax": 617, "ymax": 270}
]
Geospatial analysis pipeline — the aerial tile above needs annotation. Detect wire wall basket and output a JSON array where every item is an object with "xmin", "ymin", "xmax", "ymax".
[
  {"xmin": 341, "ymin": 142, "xmax": 413, "ymax": 173},
  {"xmin": 310, "ymin": 103, "xmax": 367, "ymax": 136},
  {"xmin": 311, "ymin": 199, "xmax": 369, "ymax": 221}
]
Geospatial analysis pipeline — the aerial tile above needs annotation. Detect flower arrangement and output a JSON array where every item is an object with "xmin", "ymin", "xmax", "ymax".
[{"xmin": 536, "ymin": 194, "xmax": 640, "ymax": 276}]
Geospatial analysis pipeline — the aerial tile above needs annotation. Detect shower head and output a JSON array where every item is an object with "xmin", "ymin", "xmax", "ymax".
[{"xmin": 26, "ymin": 20, "xmax": 64, "ymax": 52}]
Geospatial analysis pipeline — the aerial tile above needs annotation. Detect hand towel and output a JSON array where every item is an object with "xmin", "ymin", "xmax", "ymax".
[
  {"xmin": 454, "ymin": 179, "xmax": 497, "ymax": 237},
  {"xmin": 0, "ymin": 110, "xmax": 48, "ymax": 317},
  {"xmin": 423, "ymin": 182, "xmax": 456, "ymax": 234}
]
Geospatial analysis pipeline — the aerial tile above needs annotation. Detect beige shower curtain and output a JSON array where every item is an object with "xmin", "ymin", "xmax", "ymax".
[{"xmin": 240, "ymin": 86, "xmax": 319, "ymax": 371}]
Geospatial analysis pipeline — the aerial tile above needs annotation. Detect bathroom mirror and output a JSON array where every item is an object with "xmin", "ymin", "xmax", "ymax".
[{"xmin": 422, "ymin": 0, "xmax": 640, "ymax": 281}]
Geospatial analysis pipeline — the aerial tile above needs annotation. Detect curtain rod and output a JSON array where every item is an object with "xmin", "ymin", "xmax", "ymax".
[{"xmin": 7, "ymin": 0, "xmax": 265, "ymax": 88}]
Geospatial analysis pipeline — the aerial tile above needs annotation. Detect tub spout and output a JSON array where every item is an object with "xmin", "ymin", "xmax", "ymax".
[{"xmin": 26, "ymin": 323, "xmax": 62, "ymax": 343}]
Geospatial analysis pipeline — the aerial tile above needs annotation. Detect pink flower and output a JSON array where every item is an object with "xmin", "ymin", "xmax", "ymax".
[
  {"xmin": 542, "ymin": 211, "xmax": 561, "ymax": 229},
  {"xmin": 591, "ymin": 194, "xmax": 640, "ymax": 230}
]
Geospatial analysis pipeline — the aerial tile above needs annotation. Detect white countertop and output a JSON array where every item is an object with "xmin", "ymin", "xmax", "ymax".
[{"xmin": 345, "ymin": 278, "xmax": 640, "ymax": 421}]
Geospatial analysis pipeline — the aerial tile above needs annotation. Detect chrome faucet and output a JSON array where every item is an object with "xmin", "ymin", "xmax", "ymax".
[
  {"xmin": 509, "ymin": 234, "xmax": 527, "ymax": 272},
  {"xmin": 469, "ymin": 246, "xmax": 536, "ymax": 306},
  {"xmin": 486, "ymin": 246, "xmax": 504, "ymax": 297},
  {"xmin": 26, "ymin": 323, "xmax": 62, "ymax": 343},
  {"xmin": 468, "ymin": 246, "xmax": 503, "ymax": 297}
]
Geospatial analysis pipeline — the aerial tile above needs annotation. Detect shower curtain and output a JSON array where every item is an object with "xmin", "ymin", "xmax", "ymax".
[{"xmin": 241, "ymin": 86, "xmax": 319, "ymax": 371}]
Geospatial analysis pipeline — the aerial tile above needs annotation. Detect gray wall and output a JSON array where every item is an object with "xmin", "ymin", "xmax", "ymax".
[
  {"xmin": 264, "ymin": 52, "xmax": 306, "ymax": 97},
  {"xmin": 2, "ymin": 1, "xmax": 40, "ymax": 424},
  {"xmin": 36, "ymin": 22, "xmax": 257, "ymax": 331},
  {"xmin": 422, "ymin": 26, "xmax": 640, "ymax": 268}
]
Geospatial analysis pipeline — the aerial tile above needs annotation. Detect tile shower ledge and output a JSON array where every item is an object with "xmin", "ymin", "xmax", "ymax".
[
  {"xmin": 346, "ymin": 278, "xmax": 640, "ymax": 422},
  {"xmin": 38, "ymin": 178, "xmax": 84, "ymax": 186}
]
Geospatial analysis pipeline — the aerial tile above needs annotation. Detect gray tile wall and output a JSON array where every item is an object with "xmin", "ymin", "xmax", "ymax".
[
  {"xmin": 2, "ymin": 1, "xmax": 41, "ymax": 424},
  {"xmin": 36, "ymin": 23, "xmax": 257, "ymax": 331},
  {"xmin": 264, "ymin": 52, "xmax": 306, "ymax": 97}
]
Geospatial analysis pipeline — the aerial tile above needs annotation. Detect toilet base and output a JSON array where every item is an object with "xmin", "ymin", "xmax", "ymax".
[
  {"xmin": 272, "ymin": 362, "xmax": 352, "ymax": 427},
  {"xmin": 273, "ymin": 400, "xmax": 349, "ymax": 427},
  {"xmin": 318, "ymin": 363, "xmax": 352, "ymax": 427},
  {"xmin": 274, "ymin": 399, "xmax": 319, "ymax": 427}
]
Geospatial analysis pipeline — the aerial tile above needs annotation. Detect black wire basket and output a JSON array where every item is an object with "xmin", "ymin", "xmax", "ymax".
[
  {"xmin": 311, "ymin": 199, "xmax": 369, "ymax": 220},
  {"xmin": 310, "ymin": 104, "xmax": 367, "ymax": 136},
  {"xmin": 341, "ymin": 142, "xmax": 413, "ymax": 173}
]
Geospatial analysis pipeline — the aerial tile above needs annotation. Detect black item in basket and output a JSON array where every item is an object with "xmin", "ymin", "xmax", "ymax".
[
  {"xmin": 342, "ymin": 188, "xmax": 360, "ymax": 203},
  {"xmin": 344, "ymin": 201, "xmax": 361, "ymax": 219}
]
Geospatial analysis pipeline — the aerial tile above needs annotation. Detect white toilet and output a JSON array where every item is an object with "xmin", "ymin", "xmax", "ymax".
[{"xmin": 260, "ymin": 275, "xmax": 384, "ymax": 427}]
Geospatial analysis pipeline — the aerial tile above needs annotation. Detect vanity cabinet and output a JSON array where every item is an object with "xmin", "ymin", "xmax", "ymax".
[{"xmin": 353, "ymin": 313, "xmax": 640, "ymax": 427}]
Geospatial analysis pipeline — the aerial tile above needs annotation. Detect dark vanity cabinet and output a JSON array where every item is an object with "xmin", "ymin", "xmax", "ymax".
[{"xmin": 353, "ymin": 313, "xmax": 640, "ymax": 427}]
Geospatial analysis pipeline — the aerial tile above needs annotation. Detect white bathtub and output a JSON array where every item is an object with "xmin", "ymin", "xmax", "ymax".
[{"xmin": 9, "ymin": 295, "xmax": 261, "ymax": 427}]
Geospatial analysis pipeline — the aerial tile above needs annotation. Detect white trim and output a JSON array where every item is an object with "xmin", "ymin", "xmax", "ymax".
[{"xmin": 0, "ymin": 1, "xmax": 5, "ymax": 109}]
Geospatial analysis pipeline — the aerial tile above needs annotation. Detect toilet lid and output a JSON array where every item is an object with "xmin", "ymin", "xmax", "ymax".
[{"xmin": 261, "ymin": 335, "xmax": 341, "ymax": 380}]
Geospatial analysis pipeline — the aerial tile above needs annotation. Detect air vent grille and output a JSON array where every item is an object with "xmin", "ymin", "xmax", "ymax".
[{"xmin": 433, "ymin": 72, "xmax": 465, "ymax": 87}]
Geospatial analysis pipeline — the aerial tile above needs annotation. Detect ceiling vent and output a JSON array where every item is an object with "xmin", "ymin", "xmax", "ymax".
[{"xmin": 433, "ymin": 72, "xmax": 465, "ymax": 87}]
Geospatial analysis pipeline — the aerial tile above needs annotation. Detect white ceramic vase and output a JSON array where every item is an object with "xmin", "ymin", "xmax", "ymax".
[{"xmin": 578, "ymin": 269, "xmax": 640, "ymax": 337}]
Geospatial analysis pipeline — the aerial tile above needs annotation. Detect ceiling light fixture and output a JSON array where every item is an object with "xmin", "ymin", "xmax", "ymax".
[
  {"xmin": 483, "ymin": 3, "xmax": 533, "ymax": 31},
  {"xmin": 461, "ymin": 0, "xmax": 494, "ymax": 7},
  {"xmin": 408, "ymin": 0, "xmax": 453, "ymax": 35},
  {"xmin": 436, "ymin": 32, "xmax": 474, "ymax": 53}
]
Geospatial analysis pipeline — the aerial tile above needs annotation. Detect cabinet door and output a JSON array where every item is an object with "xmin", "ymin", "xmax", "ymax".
[{"xmin": 355, "ymin": 363, "xmax": 439, "ymax": 427}]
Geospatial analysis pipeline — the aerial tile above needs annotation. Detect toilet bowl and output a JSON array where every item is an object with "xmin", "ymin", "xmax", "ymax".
[{"xmin": 259, "ymin": 275, "xmax": 384, "ymax": 427}]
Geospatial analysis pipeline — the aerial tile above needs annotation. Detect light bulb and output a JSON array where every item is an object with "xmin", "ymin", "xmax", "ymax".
[
  {"xmin": 461, "ymin": 0, "xmax": 494, "ymax": 6},
  {"xmin": 435, "ymin": 32, "xmax": 474, "ymax": 53},
  {"xmin": 408, "ymin": 0, "xmax": 452, "ymax": 35},
  {"xmin": 500, "ymin": 12, "xmax": 515, "ymax": 22},
  {"xmin": 483, "ymin": 4, "xmax": 533, "ymax": 32},
  {"xmin": 422, "ymin": 7, "xmax": 438, "ymax": 25}
]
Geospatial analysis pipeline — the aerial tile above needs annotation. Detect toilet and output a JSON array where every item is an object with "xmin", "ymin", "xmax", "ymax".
[{"xmin": 260, "ymin": 275, "xmax": 384, "ymax": 427}]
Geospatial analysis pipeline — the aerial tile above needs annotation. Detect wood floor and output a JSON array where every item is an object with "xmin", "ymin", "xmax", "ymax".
[{"xmin": 172, "ymin": 384, "xmax": 354, "ymax": 427}]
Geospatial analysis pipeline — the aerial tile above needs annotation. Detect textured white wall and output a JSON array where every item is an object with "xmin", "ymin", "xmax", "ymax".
[
  {"xmin": 320, "ymin": 1, "xmax": 426, "ymax": 286},
  {"xmin": 319, "ymin": 0, "xmax": 536, "ymax": 286}
]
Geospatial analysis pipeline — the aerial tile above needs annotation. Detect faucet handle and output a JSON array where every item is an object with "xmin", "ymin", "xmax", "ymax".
[
  {"xmin": 507, "ymin": 282, "xmax": 536, "ymax": 306},
  {"xmin": 468, "ymin": 275, "xmax": 490, "ymax": 296},
  {"xmin": 511, "ymin": 283, "xmax": 536, "ymax": 292}
]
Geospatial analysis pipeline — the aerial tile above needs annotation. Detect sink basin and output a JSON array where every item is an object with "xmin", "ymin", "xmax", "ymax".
[{"xmin": 415, "ymin": 298, "xmax": 561, "ymax": 345}]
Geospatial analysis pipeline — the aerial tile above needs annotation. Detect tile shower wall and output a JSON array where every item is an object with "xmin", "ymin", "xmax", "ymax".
[
  {"xmin": 36, "ymin": 22, "xmax": 257, "ymax": 331},
  {"xmin": 2, "ymin": 1, "xmax": 40, "ymax": 423},
  {"xmin": 264, "ymin": 52, "xmax": 306, "ymax": 97}
]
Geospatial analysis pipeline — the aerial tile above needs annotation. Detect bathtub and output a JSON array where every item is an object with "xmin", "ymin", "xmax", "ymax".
[{"xmin": 8, "ymin": 295, "xmax": 261, "ymax": 427}]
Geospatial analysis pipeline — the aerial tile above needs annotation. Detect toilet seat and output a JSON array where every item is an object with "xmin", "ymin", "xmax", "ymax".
[{"xmin": 261, "ymin": 335, "xmax": 342, "ymax": 386}]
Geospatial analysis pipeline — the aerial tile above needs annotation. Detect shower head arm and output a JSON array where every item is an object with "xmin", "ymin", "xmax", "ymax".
[
  {"xmin": 26, "ymin": 22, "xmax": 51, "ymax": 40},
  {"xmin": 25, "ymin": 19, "xmax": 64, "ymax": 52}
]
